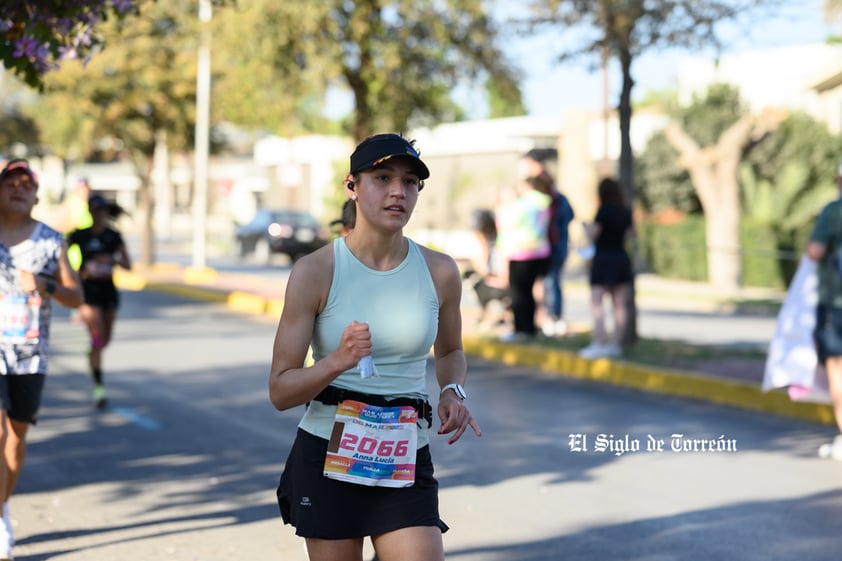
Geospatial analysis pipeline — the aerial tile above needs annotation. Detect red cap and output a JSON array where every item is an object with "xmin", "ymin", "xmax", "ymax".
[{"xmin": 0, "ymin": 159, "xmax": 38, "ymax": 184}]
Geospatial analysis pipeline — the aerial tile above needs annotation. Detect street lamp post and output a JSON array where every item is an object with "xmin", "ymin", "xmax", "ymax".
[{"xmin": 192, "ymin": 0, "xmax": 212, "ymax": 270}]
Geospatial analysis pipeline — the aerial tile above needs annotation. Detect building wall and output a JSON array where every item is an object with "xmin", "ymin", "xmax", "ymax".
[
  {"xmin": 812, "ymin": 68, "xmax": 842, "ymax": 134},
  {"xmin": 678, "ymin": 43, "xmax": 842, "ymax": 124}
]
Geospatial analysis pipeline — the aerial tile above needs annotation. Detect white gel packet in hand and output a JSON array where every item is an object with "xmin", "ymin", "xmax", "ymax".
[{"xmin": 358, "ymin": 355, "xmax": 378, "ymax": 379}]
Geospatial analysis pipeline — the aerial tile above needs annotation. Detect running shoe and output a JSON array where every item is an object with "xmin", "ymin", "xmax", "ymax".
[
  {"xmin": 578, "ymin": 343, "xmax": 622, "ymax": 359},
  {"xmin": 578, "ymin": 344, "xmax": 607, "ymax": 359},
  {"xmin": 93, "ymin": 385, "xmax": 108, "ymax": 410},
  {"xmin": 0, "ymin": 503, "xmax": 12, "ymax": 560},
  {"xmin": 818, "ymin": 434, "xmax": 842, "ymax": 460}
]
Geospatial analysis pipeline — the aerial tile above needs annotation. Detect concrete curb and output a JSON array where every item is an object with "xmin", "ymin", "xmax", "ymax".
[
  {"xmin": 115, "ymin": 268, "xmax": 279, "ymax": 317},
  {"xmin": 115, "ymin": 268, "xmax": 834, "ymax": 427},
  {"xmin": 463, "ymin": 337, "xmax": 835, "ymax": 426}
]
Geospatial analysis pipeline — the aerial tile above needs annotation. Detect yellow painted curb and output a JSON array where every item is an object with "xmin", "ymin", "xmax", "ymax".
[
  {"xmin": 266, "ymin": 298, "xmax": 284, "ymax": 319},
  {"xmin": 227, "ymin": 291, "xmax": 267, "ymax": 315},
  {"xmin": 151, "ymin": 262, "xmax": 183, "ymax": 274},
  {"xmin": 145, "ymin": 282, "xmax": 229, "ymax": 303},
  {"xmin": 462, "ymin": 337, "xmax": 835, "ymax": 426},
  {"xmin": 113, "ymin": 269, "xmax": 147, "ymax": 291},
  {"xmin": 183, "ymin": 266, "xmax": 219, "ymax": 285}
]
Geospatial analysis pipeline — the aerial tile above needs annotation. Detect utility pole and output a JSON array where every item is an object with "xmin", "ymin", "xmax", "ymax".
[{"xmin": 192, "ymin": 0, "xmax": 211, "ymax": 270}]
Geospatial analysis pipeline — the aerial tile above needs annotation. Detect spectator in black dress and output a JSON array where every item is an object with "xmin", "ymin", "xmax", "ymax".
[{"xmin": 579, "ymin": 177, "xmax": 633, "ymax": 359}]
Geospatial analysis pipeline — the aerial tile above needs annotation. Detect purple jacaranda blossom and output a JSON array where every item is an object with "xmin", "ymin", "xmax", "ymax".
[
  {"xmin": 58, "ymin": 45, "xmax": 78, "ymax": 61},
  {"xmin": 32, "ymin": 44, "xmax": 56, "ymax": 73},
  {"xmin": 112, "ymin": 0, "xmax": 134, "ymax": 15},
  {"xmin": 12, "ymin": 37, "xmax": 39, "ymax": 59},
  {"xmin": 3, "ymin": 0, "xmax": 139, "ymax": 86}
]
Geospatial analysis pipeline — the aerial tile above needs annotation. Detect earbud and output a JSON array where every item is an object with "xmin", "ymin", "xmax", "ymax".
[{"xmin": 347, "ymin": 181, "xmax": 355, "ymax": 191}]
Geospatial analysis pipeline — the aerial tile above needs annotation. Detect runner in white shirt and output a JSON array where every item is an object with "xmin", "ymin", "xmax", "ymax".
[{"xmin": 0, "ymin": 159, "xmax": 82, "ymax": 560}]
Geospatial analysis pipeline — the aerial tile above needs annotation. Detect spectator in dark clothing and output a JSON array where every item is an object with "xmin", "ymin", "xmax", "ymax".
[{"xmin": 579, "ymin": 177, "xmax": 633, "ymax": 359}]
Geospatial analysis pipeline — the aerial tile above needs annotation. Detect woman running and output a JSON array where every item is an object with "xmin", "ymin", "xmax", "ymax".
[{"xmin": 67, "ymin": 195, "xmax": 131, "ymax": 408}]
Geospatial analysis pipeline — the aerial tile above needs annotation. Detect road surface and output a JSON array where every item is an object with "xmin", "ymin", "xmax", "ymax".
[{"xmin": 9, "ymin": 290, "xmax": 837, "ymax": 560}]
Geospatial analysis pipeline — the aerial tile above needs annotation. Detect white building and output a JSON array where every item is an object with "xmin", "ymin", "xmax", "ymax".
[{"xmin": 677, "ymin": 43, "xmax": 842, "ymax": 132}]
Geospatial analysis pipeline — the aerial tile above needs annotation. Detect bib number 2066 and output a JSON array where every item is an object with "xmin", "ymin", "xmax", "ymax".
[{"xmin": 339, "ymin": 433, "xmax": 410, "ymax": 457}]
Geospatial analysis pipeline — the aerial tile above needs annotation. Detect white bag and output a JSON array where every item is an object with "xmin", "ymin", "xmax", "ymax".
[{"xmin": 762, "ymin": 255, "xmax": 830, "ymax": 403}]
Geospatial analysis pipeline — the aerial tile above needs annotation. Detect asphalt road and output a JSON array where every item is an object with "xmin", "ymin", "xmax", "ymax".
[{"xmin": 8, "ymin": 289, "xmax": 838, "ymax": 561}]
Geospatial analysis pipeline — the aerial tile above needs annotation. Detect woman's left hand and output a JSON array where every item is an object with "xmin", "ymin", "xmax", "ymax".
[{"xmin": 437, "ymin": 394, "xmax": 482, "ymax": 445}]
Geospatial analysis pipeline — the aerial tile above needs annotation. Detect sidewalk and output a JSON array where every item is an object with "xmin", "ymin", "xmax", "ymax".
[{"xmin": 114, "ymin": 262, "xmax": 835, "ymax": 427}]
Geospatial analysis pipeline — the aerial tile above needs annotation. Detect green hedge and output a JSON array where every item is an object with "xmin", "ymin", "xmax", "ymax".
[
  {"xmin": 636, "ymin": 217, "xmax": 707, "ymax": 282},
  {"xmin": 637, "ymin": 216, "xmax": 810, "ymax": 289}
]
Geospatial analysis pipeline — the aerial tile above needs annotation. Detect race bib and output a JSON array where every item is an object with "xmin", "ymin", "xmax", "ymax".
[
  {"xmin": 0, "ymin": 293, "xmax": 41, "ymax": 344},
  {"xmin": 323, "ymin": 399, "xmax": 418, "ymax": 488}
]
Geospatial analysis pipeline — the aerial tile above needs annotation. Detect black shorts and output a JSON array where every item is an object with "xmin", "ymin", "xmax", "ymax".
[
  {"xmin": 82, "ymin": 280, "xmax": 120, "ymax": 310},
  {"xmin": 277, "ymin": 428, "xmax": 449, "ymax": 539},
  {"xmin": 0, "ymin": 374, "xmax": 46, "ymax": 425},
  {"xmin": 815, "ymin": 305, "xmax": 842, "ymax": 364}
]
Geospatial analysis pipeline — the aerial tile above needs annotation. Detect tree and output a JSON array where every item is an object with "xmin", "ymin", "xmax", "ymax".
[
  {"xmin": 210, "ymin": 2, "xmax": 340, "ymax": 136},
  {"xmin": 663, "ymin": 84, "xmax": 784, "ymax": 292},
  {"xmin": 523, "ymin": 0, "xmax": 774, "ymax": 343},
  {"xmin": 221, "ymin": 0, "xmax": 524, "ymax": 142},
  {"xmin": 526, "ymin": 1, "xmax": 768, "ymax": 198},
  {"xmin": 28, "ymin": 1, "xmax": 203, "ymax": 266},
  {"xmin": 740, "ymin": 112, "xmax": 842, "ymax": 282},
  {"xmin": 636, "ymin": 131, "xmax": 699, "ymax": 215},
  {"xmin": 0, "ymin": 75, "xmax": 42, "ymax": 155},
  {"xmin": 0, "ymin": 1, "xmax": 140, "ymax": 89}
]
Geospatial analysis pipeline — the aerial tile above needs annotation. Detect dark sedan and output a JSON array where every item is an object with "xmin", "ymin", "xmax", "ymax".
[{"xmin": 235, "ymin": 208, "xmax": 329, "ymax": 264}]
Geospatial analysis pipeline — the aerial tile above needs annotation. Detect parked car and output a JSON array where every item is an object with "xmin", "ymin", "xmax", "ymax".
[{"xmin": 235, "ymin": 208, "xmax": 329, "ymax": 264}]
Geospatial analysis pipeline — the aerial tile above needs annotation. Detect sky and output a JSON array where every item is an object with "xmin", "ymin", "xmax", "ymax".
[
  {"xmin": 320, "ymin": 1, "xmax": 836, "ymax": 122},
  {"xmin": 509, "ymin": 1, "xmax": 836, "ymax": 120}
]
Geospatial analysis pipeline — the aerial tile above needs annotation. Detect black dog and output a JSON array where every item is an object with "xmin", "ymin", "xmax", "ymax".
[{"xmin": 462, "ymin": 269, "xmax": 511, "ymax": 329}]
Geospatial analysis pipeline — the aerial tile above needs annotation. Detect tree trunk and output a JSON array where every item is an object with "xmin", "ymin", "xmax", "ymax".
[
  {"xmin": 705, "ymin": 188, "xmax": 741, "ymax": 292},
  {"xmin": 130, "ymin": 151, "xmax": 156, "ymax": 268},
  {"xmin": 346, "ymin": 56, "xmax": 373, "ymax": 142},
  {"xmin": 139, "ymin": 178, "xmax": 155, "ymax": 268},
  {"xmin": 617, "ymin": 46, "xmax": 638, "ymax": 346},
  {"xmin": 690, "ymin": 161, "xmax": 741, "ymax": 293},
  {"xmin": 664, "ymin": 117, "xmax": 760, "ymax": 294}
]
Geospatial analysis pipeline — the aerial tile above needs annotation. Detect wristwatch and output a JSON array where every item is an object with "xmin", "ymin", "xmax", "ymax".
[{"xmin": 440, "ymin": 383, "xmax": 467, "ymax": 401}]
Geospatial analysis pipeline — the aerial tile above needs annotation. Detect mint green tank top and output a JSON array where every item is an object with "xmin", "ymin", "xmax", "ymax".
[{"xmin": 299, "ymin": 237, "xmax": 439, "ymax": 445}]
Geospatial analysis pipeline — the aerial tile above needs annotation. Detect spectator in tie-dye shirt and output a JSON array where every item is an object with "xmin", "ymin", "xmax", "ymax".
[{"xmin": 494, "ymin": 174, "xmax": 552, "ymax": 341}]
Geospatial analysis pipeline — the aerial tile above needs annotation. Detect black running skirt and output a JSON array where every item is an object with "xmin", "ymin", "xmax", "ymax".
[{"xmin": 277, "ymin": 428, "xmax": 449, "ymax": 539}]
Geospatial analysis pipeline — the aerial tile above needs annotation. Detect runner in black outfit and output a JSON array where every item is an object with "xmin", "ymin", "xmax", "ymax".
[{"xmin": 67, "ymin": 195, "xmax": 131, "ymax": 409}]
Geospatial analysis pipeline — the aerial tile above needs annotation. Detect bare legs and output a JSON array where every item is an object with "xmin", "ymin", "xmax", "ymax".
[
  {"xmin": 2, "ymin": 417, "xmax": 29, "ymax": 503},
  {"xmin": 304, "ymin": 526, "xmax": 443, "ymax": 561},
  {"xmin": 588, "ymin": 283, "xmax": 629, "ymax": 348},
  {"xmin": 0, "ymin": 412, "xmax": 31, "ymax": 555},
  {"xmin": 79, "ymin": 304, "xmax": 117, "ymax": 406},
  {"xmin": 826, "ymin": 357, "xmax": 842, "ymax": 434}
]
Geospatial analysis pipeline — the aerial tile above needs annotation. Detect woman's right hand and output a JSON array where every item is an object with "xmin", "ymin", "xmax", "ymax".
[{"xmin": 332, "ymin": 321, "xmax": 373, "ymax": 371}]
